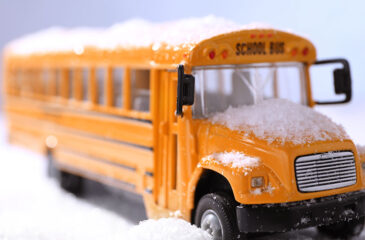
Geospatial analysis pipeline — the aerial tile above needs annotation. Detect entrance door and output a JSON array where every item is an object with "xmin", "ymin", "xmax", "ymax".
[{"xmin": 154, "ymin": 70, "xmax": 179, "ymax": 211}]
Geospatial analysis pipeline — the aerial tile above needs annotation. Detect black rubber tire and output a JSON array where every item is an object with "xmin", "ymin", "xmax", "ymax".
[
  {"xmin": 194, "ymin": 192, "xmax": 242, "ymax": 240},
  {"xmin": 317, "ymin": 216, "xmax": 365, "ymax": 238},
  {"xmin": 46, "ymin": 150, "xmax": 58, "ymax": 178},
  {"xmin": 58, "ymin": 170, "xmax": 83, "ymax": 196}
]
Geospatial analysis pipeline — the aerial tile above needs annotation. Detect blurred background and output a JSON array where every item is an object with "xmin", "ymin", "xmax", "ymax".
[{"xmin": 0, "ymin": 0, "xmax": 364, "ymax": 144}]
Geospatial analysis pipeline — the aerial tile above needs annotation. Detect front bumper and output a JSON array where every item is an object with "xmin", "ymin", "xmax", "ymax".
[{"xmin": 236, "ymin": 191, "xmax": 365, "ymax": 233}]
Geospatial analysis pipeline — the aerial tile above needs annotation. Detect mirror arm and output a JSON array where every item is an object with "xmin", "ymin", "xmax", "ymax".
[
  {"xmin": 176, "ymin": 65, "xmax": 184, "ymax": 116},
  {"xmin": 314, "ymin": 58, "xmax": 352, "ymax": 105},
  {"xmin": 176, "ymin": 65, "xmax": 195, "ymax": 117}
]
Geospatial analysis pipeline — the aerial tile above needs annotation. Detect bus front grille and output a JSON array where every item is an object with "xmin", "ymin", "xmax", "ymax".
[{"xmin": 295, "ymin": 151, "xmax": 357, "ymax": 192}]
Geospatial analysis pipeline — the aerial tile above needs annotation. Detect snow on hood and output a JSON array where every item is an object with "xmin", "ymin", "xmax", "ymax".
[
  {"xmin": 202, "ymin": 151, "xmax": 260, "ymax": 173},
  {"xmin": 127, "ymin": 218, "xmax": 211, "ymax": 240},
  {"xmin": 210, "ymin": 99, "xmax": 349, "ymax": 145},
  {"xmin": 6, "ymin": 16, "xmax": 274, "ymax": 55},
  {"xmin": 357, "ymin": 145, "xmax": 365, "ymax": 156}
]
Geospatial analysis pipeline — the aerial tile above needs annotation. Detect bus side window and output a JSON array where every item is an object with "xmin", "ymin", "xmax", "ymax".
[
  {"xmin": 55, "ymin": 69, "xmax": 61, "ymax": 97},
  {"xmin": 69, "ymin": 69, "xmax": 74, "ymax": 99},
  {"xmin": 26, "ymin": 70, "xmax": 36, "ymax": 95},
  {"xmin": 42, "ymin": 69, "xmax": 49, "ymax": 96},
  {"xmin": 82, "ymin": 68, "xmax": 89, "ymax": 102},
  {"xmin": 34, "ymin": 69, "xmax": 42, "ymax": 96},
  {"xmin": 96, "ymin": 68, "xmax": 105, "ymax": 105},
  {"xmin": 131, "ymin": 69, "xmax": 150, "ymax": 112},
  {"xmin": 32, "ymin": 70, "xmax": 38, "ymax": 95},
  {"xmin": 13, "ymin": 69, "xmax": 22, "ymax": 95},
  {"xmin": 20, "ymin": 70, "xmax": 29, "ymax": 95},
  {"xmin": 113, "ymin": 68, "xmax": 123, "ymax": 107}
]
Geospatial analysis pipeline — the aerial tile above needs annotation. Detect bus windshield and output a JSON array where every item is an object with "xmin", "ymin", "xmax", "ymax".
[{"xmin": 191, "ymin": 62, "xmax": 307, "ymax": 118}]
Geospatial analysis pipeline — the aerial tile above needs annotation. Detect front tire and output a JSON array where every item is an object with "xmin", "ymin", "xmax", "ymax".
[
  {"xmin": 317, "ymin": 216, "xmax": 365, "ymax": 238},
  {"xmin": 194, "ymin": 193, "xmax": 241, "ymax": 240}
]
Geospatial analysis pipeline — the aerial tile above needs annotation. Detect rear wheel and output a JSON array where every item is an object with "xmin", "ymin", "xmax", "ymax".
[
  {"xmin": 59, "ymin": 170, "xmax": 83, "ymax": 196},
  {"xmin": 46, "ymin": 150, "xmax": 57, "ymax": 178},
  {"xmin": 194, "ymin": 193, "xmax": 242, "ymax": 240},
  {"xmin": 317, "ymin": 216, "xmax": 365, "ymax": 238},
  {"xmin": 46, "ymin": 150, "xmax": 83, "ymax": 195}
]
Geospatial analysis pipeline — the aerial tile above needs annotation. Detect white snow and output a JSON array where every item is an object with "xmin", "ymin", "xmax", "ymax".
[
  {"xmin": 357, "ymin": 144, "xmax": 365, "ymax": 156},
  {"xmin": 300, "ymin": 217, "xmax": 310, "ymax": 225},
  {"xmin": 0, "ymin": 131, "xmax": 133, "ymax": 240},
  {"xmin": 316, "ymin": 104, "xmax": 365, "ymax": 145},
  {"xmin": 250, "ymin": 183, "xmax": 275, "ymax": 196},
  {"xmin": 251, "ymin": 188, "xmax": 263, "ymax": 195},
  {"xmin": 210, "ymin": 99, "xmax": 349, "ymax": 145},
  {"xmin": 202, "ymin": 151, "xmax": 260, "ymax": 172},
  {"xmin": 127, "ymin": 218, "xmax": 211, "ymax": 240},
  {"xmin": 266, "ymin": 183, "xmax": 275, "ymax": 194},
  {"xmin": 6, "ymin": 16, "xmax": 274, "ymax": 55},
  {"xmin": 170, "ymin": 210, "xmax": 183, "ymax": 218}
]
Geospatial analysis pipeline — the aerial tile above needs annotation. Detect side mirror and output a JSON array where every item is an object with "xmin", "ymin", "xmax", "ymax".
[
  {"xmin": 176, "ymin": 65, "xmax": 195, "ymax": 116},
  {"xmin": 313, "ymin": 58, "xmax": 352, "ymax": 105}
]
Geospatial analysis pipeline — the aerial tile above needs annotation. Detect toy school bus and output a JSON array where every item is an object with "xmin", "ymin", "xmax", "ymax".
[{"xmin": 3, "ymin": 19, "xmax": 365, "ymax": 239}]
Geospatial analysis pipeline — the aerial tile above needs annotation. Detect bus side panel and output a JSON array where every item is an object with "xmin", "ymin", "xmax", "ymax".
[
  {"xmin": 6, "ymin": 108, "xmax": 154, "ymax": 194},
  {"xmin": 5, "ymin": 97, "xmax": 154, "ymax": 148}
]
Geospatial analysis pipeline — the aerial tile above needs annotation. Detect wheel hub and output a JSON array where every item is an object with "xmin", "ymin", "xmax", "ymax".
[{"xmin": 201, "ymin": 209, "xmax": 223, "ymax": 240}]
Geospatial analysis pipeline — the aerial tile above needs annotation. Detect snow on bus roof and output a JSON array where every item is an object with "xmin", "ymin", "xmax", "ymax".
[
  {"xmin": 210, "ymin": 99, "xmax": 349, "ymax": 145},
  {"xmin": 7, "ymin": 16, "xmax": 274, "ymax": 55}
]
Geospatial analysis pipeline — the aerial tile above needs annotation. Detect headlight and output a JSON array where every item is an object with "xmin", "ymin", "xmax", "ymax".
[{"xmin": 251, "ymin": 176, "xmax": 264, "ymax": 188}]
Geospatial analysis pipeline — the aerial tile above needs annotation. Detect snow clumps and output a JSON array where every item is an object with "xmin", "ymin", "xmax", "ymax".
[
  {"xmin": 251, "ymin": 183, "xmax": 275, "ymax": 195},
  {"xmin": 210, "ymin": 99, "xmax": 348, "ymax": 145},
  {"xmin": 127, "ymin": 218, "xmax": 211, "ymax": 240},
  {"xmin": 357, "ymin": 145, "xmax": 365, "ymax": 156},
  {"xmin": 203, "ymin": 151, "xmax": 260, "ymax": 173},
  {"xmin": 7, "ymin": 16, "xmax": 272, "ymax": 56}
]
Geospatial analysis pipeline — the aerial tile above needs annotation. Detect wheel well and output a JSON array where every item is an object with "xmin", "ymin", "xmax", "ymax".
[{"xmin": 192, "ymin": 169, "xmax": 235, "ymax": 223}]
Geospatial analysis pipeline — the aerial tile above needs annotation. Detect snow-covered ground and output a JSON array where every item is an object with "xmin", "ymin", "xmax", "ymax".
[
  {"xmin": 0, "ymin": 103, "xmax": 364, "ymax": 240},
  {"xmin": 0, "ymin": 123, "xmax": 134, "ymax": 239}
]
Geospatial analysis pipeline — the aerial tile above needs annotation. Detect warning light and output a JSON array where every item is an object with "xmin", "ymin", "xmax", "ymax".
[
  {"xmin": 221, "ymin": 50, "xmax": 228, "ymax": 59},
  {"xmin": 267, "ymin": 33, "xmax": 273, "ymax": 38},
  {"xmin": 291, "ymin": 48, "xmax": 298, "ymax": 56},
  {"xmin": 250, "ymin": 34, "xmax": 256, "ymax": 39},
  {"xmin": 209, "ymin": 50, "xmax": 215, "ymax": 59},
  {"xmin": 302, "ymin": 47, "xmax": 309, "ymax": 56}
]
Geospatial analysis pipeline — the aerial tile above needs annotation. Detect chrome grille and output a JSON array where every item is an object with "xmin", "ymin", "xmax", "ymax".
[{"xmin": 295, "ymin": 151, "xmax": 357, "ymax": 192}]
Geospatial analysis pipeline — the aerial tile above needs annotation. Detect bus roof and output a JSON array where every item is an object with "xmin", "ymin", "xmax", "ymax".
[{"xmin": 5, "ymin": 16, "xmax": 316, "ymax": 69}]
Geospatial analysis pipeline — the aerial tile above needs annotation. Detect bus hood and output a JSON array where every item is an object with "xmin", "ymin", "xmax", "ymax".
[
  {"xmin": 209, "ymin": 99, "xmax": 349, "ymax": 145},
  {"xmin": 198, "ymin": 122, "xmax": 359, "ymax": 204},
  {"xmin": 197, "ymin": 99, "xmax": 360, "ymax": 203}
]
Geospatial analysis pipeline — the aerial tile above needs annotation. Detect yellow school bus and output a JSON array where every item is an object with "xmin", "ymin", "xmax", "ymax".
[{"xmin": 3, "ymin": 19, "xmax": 365, "ymax": 239}]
